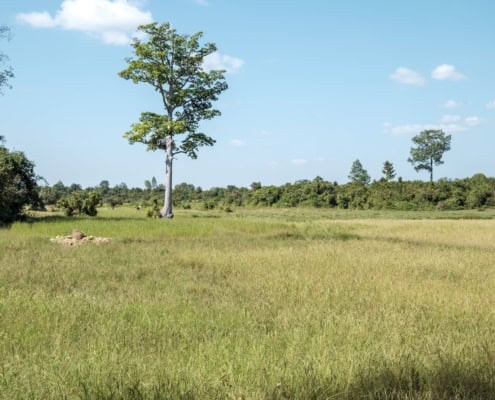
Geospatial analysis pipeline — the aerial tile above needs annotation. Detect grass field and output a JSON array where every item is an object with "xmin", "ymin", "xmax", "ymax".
[{"xmin": 1, "ymin": 207, "xmax": 495, "ymax": 399}]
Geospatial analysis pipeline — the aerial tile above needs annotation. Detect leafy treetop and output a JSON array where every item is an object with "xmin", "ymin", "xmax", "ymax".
[
  {"xmin": 119, "ymin": 22, "xmax": 228, "ymax": 159},
  {"xmin": 408, "ymin": 129, "xmax": 451, "ymax": 182}
]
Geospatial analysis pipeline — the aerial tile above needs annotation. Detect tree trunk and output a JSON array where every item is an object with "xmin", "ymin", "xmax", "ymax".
[
  {"xmin": 161, "ymin": 135, "xmax": 174, "ymax": 218},
  {"xmin": 430, "ymin": 158, "xmax": 433, "ymax": 183}
]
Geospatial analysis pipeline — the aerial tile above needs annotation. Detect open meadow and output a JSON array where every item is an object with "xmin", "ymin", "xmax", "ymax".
[{"xmin": 1, "ymin": 207, "xmax": 495, "ymax": 399}]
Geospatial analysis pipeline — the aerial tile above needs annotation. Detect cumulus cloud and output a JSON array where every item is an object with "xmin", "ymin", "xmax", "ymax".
[
  {"xmin": 291, "ymin": 159, "xmax": 307, "ymax": 165},
  {"xmin": 16, "ymin": 0, "xmax": 153, "ymax": 45},
  {"xmin": 442, "ymin": 100, "xmax": 461, "ymax": 109},
  {"xmin": 390, "ymin": 67, "xmax": 425, "ymax": 86},
  {"xmin": 17, "ymin": 11, "xmax": 57, "ymax": 28},
  {"xmin": 486, "ymin": 100, "xmax": 495, "ymax": 109},
  {"xmin": 432, "ymin": 64, "xmax": 465, "ymax": 81},
  {"xmin": 440, "ymin": 115, "xmax": 461, "ymax": 124},
  {"xmin": 202, "ymin": 52, "xmax": 244, "ymax": 74},
  {"xmin": 465, "ymin": 116, "xmax": 481, "ymax": 127}
]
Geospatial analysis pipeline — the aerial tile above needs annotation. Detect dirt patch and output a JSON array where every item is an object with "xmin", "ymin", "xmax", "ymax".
[{"xmin": 50, "ymin": 229, "xmax": 111, "ymax": 246}]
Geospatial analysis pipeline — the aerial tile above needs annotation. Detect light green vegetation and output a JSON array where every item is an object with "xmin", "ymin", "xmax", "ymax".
[{"xmin": 1, "ymin": 208, "xmax": 495, "ymax": 399}]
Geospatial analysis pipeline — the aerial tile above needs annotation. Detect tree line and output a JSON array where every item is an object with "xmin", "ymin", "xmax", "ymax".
[
  {"xmin": 37, "ymin": 172, "xmax": 495, "ymax": 213},
  {"xmin": 1, "ymin": 136, "xmax": 494, "ymax": 223}
]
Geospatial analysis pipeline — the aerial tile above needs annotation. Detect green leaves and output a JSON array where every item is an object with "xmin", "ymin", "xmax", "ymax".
[
  {"xmin": 0, "ymin": 141, "xmax": 40, "ymax": 223},
  {"xmin": 348, "ymin": 159, "xmax": 371, "ymax": 185},
  {"xmin": 408, "ymin": 130, "xmax": 452, "ymax": 182},
  {"xmin": 0, "ymin": 25, "xmax": 14, "ymax": 94},
  {"xmin": 382, "ymin": 161, "xmax": 396, "ymax": 182},
  {"xmin": 123, "ymin": 112, "xmax": 187, "ymax": 151},
  {"xmin": 119, "ymin": 22, "xmax": 228, "ymax": 159}
]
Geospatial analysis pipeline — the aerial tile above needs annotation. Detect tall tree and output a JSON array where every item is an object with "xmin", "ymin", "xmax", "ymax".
[
  {"xmin": 119, "ymin": 22, "xmax": 228, "ymax": 218},
  {"xmin": 0, "ymin": 25, "xmax": 14, "ymax": 94},
  {"xmin": 382, "ymin": 160, "xmax": 396, "ymax": 181},
  {"xmin": 408, "ymin": 129, "xmax": 451, "ymax": 182},
  {"xmin": 348, "ymin": 159, "xmax": 371, "ymax": 184}
]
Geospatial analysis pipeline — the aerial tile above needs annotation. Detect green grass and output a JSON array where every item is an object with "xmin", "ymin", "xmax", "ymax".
[{"xmin": 1, "ymin": 207, "xmax": 495, "ymax": 399}]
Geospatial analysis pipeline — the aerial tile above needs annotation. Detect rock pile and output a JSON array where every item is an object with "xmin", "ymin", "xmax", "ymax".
[{"xmin": 50, "ymin": 229, "xmax": 111, "ymax": 246}]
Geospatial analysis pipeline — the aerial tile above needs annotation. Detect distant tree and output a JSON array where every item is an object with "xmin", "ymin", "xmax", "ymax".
[
  {"xmin": 0, "ymin": 25, "xmax": 14, "ymax": 94},
  {"xmin": 119, "ymin": 22, "xmax": 228, "ymax": 218},
  {"xmin": 408, "ymin": 129, "xmax": 451, "ymax": 182},
  {"xmin": 108, "ymin": 196, "xmax": 123, "ymax": 209},
  {"xmin": 348, "ymin": 159, "xmax": 371, "ymax": 184},
  {"xmin": 0, "ymin": 138, "xmax": 41, "ymax": 223},
  {"xmin": 382, "ymin": 160, "xmax": 396, "ymax": 181},
  {"xmin": 144, "ymin": 180, "xmax": 152, "ymax": 191},
  {"xmin": 98, "ymin": 180, "xmax": 110, "ymax": 191},
  {"xmin": 151, "ymin": 176, "xmax": 158, "ymax": 190},
  {"xmin": 250, "ymin": 182, "xmax": 262, "ymax": 191},
  {"xmin": 69, "ymin": 183, "xmax": 82, "ymax": 192}
]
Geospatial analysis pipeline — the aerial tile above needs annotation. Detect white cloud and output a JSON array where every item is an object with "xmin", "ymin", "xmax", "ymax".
[
  {"xmin": 432, "ymin": 64, "xmax": 465, "ymax": 81},
  {"xmin": 440, "ymin": 114, "xmax": 461, "ymax": 123},
  {"xmin": 16, "ymin": 0, "xmax": 153, "ymax": 45},
  {"xmin": 291, "ymin": 159, "xmax": 307, "ymax": 165},
  {"xmin": 194, "ymin": 0, "xmax": 210, "ymax": 5},
  {"xmin": 486, "ymin": 100, "xmax": 495, "ymax": 109},
  {"xmin": 465, "ymin": 116, "xmax": 481, "ymax": 127},
  {"xmin": 260, "ymin": 130, "xmax": 270, "ymax": 136},
  {"xmin": 384, "ymin": 123, "xmax": 466, "ymax": 136},
  {"xmin": 230, "ymin": 139, "xmax": 245, "ymax": 147},
  {"xmin": 202, "ymin": 52, "xmax": 244, "ymax": 74},
  {"xmin": 389, "ymin": 67, "xmax": 425, "ymax": 86},
  {"xmin": 442, "ymin": 100, "xmax": 461, "ymax": 109},
  {"xmin": 17, "ymin": 11, "xmax": 57, "ymax": 28}
]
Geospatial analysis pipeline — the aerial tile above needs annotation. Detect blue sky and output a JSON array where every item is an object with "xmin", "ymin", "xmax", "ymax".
[{"xmin": 0, "ymin": 0, "xmax": 494, "ymax": 189}]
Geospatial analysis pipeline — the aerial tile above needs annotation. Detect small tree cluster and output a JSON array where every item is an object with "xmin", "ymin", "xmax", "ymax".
[{"xmin": 57, "ymin": 191, "xmax": 101, "ymax": 216}]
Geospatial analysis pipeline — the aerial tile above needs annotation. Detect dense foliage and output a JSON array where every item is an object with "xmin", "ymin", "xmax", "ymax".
[
  {"xmin": 0, "ymin": 138, "xmax": 41, "ymax": 223},
  {"xmin": 56, "ymin": 191, "xmax": 101, "ymax": 216},
  {"xmin": 39, "ymin": 174, "xmax": 495, "ymax": 213}
]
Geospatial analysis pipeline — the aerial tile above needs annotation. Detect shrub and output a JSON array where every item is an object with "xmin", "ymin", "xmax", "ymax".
[
  {"xmin": 57, "ymin": 191, "xmax": 101, "ymax": 216},
  {"xmin": 146, "ymin": 199, "xmax": 161, "ymax": 218}
]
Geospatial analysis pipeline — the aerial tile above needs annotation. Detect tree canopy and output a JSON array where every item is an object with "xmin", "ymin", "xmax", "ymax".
[
  {"xmin": 408, "ymin": 129, "xmax": 451, "ymax": 182},
  {"xmin": 348, "ymin": 159, "xmax": 371, "ymax": 184},
  {"xmin": 382, "ymin": 160, "xmax": 396, "ymax": 182},
  {"xmin": 119, "ymin": 22, "xmax": 227, "ymax": 218}
]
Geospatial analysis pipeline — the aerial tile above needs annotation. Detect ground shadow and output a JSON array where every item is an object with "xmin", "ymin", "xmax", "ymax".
[{"xmin": 72, "ymin": 357, "xmax": 495, "ymax": 400}]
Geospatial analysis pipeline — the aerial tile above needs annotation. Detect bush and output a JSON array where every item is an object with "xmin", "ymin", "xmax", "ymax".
[
  {"xmin": 57, "ymin": 191, "xmax": 101, "ymax": 216},
  {"xmin": 146, "ymin": 199, "xmax": 161, "ymax": 218}
]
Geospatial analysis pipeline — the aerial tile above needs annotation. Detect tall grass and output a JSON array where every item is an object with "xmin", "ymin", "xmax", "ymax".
[{"xmin": 1, "ymin": 208, "xmax": 494, "ymax": 399}]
